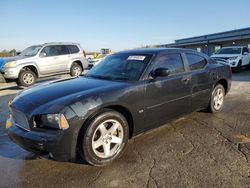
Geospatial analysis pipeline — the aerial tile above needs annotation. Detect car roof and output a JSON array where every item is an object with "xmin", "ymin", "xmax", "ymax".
[
  {"xmin": 222, "ymin": 46, "xmax": 245, "ymax": 48},
  {"xmin": 115, "ymin": 48, "xmax": 207, "ymax": 56},
  {"xmin": 42, "ymin": 42, "xmax": 80, "ymax": 46}
]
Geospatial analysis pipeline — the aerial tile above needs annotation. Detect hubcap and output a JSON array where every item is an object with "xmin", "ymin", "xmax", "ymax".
[
  {"xmin": 73, "ymin": 67, "xmax": 81, "ymax": 76},
  {"xmin": 213, "ymin": 88, "xmax": 224, "ymax": 110},
  {"xmin": 23, "ymin": 73, "xmax": 34, "ymax": 84},
  {"xmin": 91, "ymin": 119, "xmax": 124, "ymax": 158}
]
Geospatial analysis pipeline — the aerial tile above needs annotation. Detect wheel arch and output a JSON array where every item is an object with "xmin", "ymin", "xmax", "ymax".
[
  {"xmin": 19, "ymin": 64, "xmax": 39, "ymax": 77},
  {"xmin": 215, "ymin": 78, "xmax": 228, "ymax": 95},
  {"xmin": 69, "ymin": 60, "xmax": 83, "ymax": 71},
  {"xmin": 76, "ymin": 104, "xmax": 134, "ymax": 160}
]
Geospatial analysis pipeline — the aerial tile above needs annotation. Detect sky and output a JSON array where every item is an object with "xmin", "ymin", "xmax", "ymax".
[{"xmin": 1, "ymin": 0, "xmax": 250, "ymax": 52}]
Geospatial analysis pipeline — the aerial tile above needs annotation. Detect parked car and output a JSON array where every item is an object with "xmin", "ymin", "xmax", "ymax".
[
  {"xmin": 211, "ymin": 46, "xmax": 250, "ymax": 69},
  {"xmin": 0, "ymin": 42, "xmax": 88, "ymax": 86},
  {"xmin": 6, "ymin": 48, "xmax": 231, "ymax": 166},
  {"xmin": 88, "ymin": 54, "xmax": 109, "ymax": 68}
]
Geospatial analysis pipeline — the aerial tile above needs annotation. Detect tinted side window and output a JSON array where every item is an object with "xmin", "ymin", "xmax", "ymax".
[
  {"xmin": 186, "ymin": 53, "xmax": 207, "ymax": 70},
  {"xmin": 68, "ymin": 45, "xmax": 80, "ymax": 54},
  {"xmin": 243, "ymin": 47, "xmax": 249, "ymax": 54},
  {"xmin": 57, "ymin": 45, "xmax": 70, "ymax": 55},
  {"xmin": 41, "ymin": 46, "xmax": 60, "ymax": 57},
  {"xmin": 41, "ymin": 45, "xmax": 69, "ymax": 56},
  {"xmin": 154, "ymin": 53, "xmax": 185, "ymax": 75}
]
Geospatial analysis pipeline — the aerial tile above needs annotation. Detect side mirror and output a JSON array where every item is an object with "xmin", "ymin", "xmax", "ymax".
[
  {"xmin": 40, "ymin": 52, "xmax": 47, "ymax": 57},
  {"xmin": 243, "ymin": 52, "xmax": 249, "ymax": 55},
  {"xmin": 151, "ymin": 68, "xmax": 170, "ymax": 78}
]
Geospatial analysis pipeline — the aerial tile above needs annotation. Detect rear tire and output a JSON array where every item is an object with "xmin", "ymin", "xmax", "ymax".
[
  {"xmin": 17, "ymin": 69, "xmax": 37, "ymax": 87},
  {"xmin": 79, "ymin": 110, "xmax": 129, "ymax": 166},
  {"xmin": 208, "ymin": 84, "xmax": 225, "ymax": 113},
  {"xmin": 70, "ymin": 63, "xmax": 83, "ymax": 76}
]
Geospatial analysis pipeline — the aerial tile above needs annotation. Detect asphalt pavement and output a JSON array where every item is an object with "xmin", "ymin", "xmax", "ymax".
[{"xmin": 0, "ymin": 71, "xmax": 250, "ymax": 188}]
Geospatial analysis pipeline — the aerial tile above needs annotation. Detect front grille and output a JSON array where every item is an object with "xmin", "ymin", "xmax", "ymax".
[
  {"xmin": 212, "ymin": 58, "xmax": 228, "ymax": 63},
  {"xmin": 220, "ymin": 57, "xmax": 229, "ymax": 60},
  {"xmin": 11, "ymin": 108, "xmax": 30, "ymax": 131}
]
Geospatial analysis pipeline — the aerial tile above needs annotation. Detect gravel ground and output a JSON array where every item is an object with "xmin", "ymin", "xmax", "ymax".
[{"xmin": 0, "ymin": 71, "xmax": 250, "ymax": 188}]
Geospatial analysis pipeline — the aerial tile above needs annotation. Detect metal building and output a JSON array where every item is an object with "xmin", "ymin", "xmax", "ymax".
[{"xmin": 158, "ymin": 27, "xmax": 250, "ymax": 56}]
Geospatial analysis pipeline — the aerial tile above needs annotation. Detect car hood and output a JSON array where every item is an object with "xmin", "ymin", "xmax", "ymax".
[
  {"xmin": 211, "ymin": 54, "xmax": 240, "ymax": 58},
  {"xmin": 0, "ymin": 56, "xmax": 30, "ymax": 70},
  {"xmin": 11, "ymin": 76, "xmax": 128, "ymax": 115}
]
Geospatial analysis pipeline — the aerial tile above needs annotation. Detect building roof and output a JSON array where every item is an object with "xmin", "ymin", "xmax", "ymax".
[{"xmin": 165, "ymin": 27, "xmax": 250, "ymax": 47}]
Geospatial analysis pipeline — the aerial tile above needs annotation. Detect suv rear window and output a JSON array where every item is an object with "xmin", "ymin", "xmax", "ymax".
[
  {"xmin": 68, "ymin": 45, "xmax": 80, "ymax": 54},
  {"xmin": 186, "ymin": 53, "xmax": 207, "ymax": 70}
]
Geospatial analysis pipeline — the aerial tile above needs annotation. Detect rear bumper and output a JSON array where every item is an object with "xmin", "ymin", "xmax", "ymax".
[{"xmin": 7, "ymin": 118, "xmax": 82, "ymax": 162}]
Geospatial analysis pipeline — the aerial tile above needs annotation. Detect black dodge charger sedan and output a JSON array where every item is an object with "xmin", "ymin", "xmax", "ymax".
[{"xmin": 6, "ymin": 48, "xmax": 231, "ymax": 166}]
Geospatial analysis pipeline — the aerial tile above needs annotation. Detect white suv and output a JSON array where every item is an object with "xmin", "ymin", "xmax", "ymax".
[
  {"xmin": 211, "ymin": 46, "xmax": 250, "ymax": 69},
  {"xmin": 1, "ymin": 42, "xmax": 88, "ymax": 86}
]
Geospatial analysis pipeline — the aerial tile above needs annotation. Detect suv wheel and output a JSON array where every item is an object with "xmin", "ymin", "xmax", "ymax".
[
  {"xmin": 79, "ymin": 110, "xmax": 129, "ymax": 166},
  {"xmin": 236, "ymin": 60, "xmax": 242, "ymax": 71},
  {"xmin": 18, "ymin": 69, "xmax": 37, "ymax": 87},
  {"xmin": 70, "ymin": 63, "xmax": 83, "ymax": 76},
  {"xmin": 209, "ymin": 84, "xmax": 225, "ymax": 113}
]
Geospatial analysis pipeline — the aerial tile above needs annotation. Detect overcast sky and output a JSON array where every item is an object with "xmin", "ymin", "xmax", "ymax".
[{"xmin": 1, "ymin": 0, "xmax": 250, "ymax": 52}]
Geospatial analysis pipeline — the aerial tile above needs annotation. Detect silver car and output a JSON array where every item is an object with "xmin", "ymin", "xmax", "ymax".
[{"xmin": 1, "ymin": 42, "xmax": 88, "ymax": 86}]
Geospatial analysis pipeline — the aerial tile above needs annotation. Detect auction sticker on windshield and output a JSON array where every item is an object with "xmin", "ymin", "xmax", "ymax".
[{"xmin": 127, "ymin": 56, "xmax": 146, "ymax": 61}]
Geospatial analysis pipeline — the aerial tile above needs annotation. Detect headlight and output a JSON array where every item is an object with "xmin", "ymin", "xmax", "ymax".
[
  {"xmin": 228, "ymin": 56, "xmax": 238, "ymax": 60},
  {"xmin": 4, "ymin": 61, "xmax": 17, "ymax": 68},
  {"xmin": 35, "ymin": 114, "xmax": 69, "ymax": 130}
]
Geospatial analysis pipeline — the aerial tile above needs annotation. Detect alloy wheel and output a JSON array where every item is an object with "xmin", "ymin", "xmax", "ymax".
[
  {"xmin": 73, "ymin": 67, "xmax": 81, "ymax": 76},
  {"xmin": 23, "ymin": 73, "xmax": 34, "ymax": 85},
  {"xmin": 213, "ymin": 88, "xmax": 224, "ymax": 110},
  {"xmin": 91, "ymin": 119, "xmax": 124, "ymax": 158}
]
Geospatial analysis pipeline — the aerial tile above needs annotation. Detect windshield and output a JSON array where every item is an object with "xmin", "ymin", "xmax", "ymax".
[
  {"xmin": 216, "ymin": 47, "xmax": 242, "ymax": 55},
  {"xmin": 20, "ymin": 45, "xmax": 42, "ymax": 56},
  {"xmin": 86, "ymin": 53, "xmax": 152, "ymax": 81}
]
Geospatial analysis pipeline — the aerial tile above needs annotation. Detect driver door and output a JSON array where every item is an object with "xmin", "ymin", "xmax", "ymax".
[
  {"xmin": 37, "ymin": 45, "xmax": 61, "ymax": 75},
  {"xmin": 143, "ymin": 53, "xmax": 192, "ymax": 130}
]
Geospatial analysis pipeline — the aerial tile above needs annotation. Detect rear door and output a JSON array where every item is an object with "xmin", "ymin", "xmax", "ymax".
[
  {"xmin": 184, "ymin": 53, "xmax": 211, "ymax": 110},
  {"xmin": 55, "ymin": 45, "xmax": 71, "ymax": 71},
  {"xmin": 144, "ymin": 53, "xmax": 192, "ymax": 130}
]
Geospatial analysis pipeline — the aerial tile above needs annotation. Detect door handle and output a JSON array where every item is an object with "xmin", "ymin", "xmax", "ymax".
[{"xmin": 181, "ymin": 76, "xmax": 190, "ymax": 84}]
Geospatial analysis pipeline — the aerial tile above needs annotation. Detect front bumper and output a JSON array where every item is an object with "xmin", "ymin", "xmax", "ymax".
[
  {"xmin": 7, "ymin": 118, "xmax": 82, "ymax": 162},
  {"xmin": 0, "ymin": 72, "xmax": 6, "ymax": 83},
  {"xmin": 212, "ymin": 58, "xmax": 240, "ymax": 68},
  {"xmin": 3, "ymin": 67, "xmax": 19, "ymax": 79}
]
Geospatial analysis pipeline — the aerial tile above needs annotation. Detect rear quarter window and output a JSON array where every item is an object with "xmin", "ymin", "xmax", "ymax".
[
  {"xmin": 68, "ymin": 45, "xmax": 80, "ymax": 54},
  {"xmin": 186, "ymin": 53, "xmax": 207, "ymax": 70}
]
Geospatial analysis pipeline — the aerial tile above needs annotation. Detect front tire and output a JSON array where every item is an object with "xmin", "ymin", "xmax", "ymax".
[
  {"xmin": 17, "ymin": 69, "xmax": 37, "ymax": 87},
  {"xmin": 208, "ymin": 84, "xmax": 225, "ymax": 113},
  {"xmin": 70, "ymin": 63, "xmax": 83, "ymax": 76},
  {"xmin": 79, "ymin": 110, "xmax": 129, "ymax": 166},
  {"xmin": 236, "ymin": 60, "xmax": 242, "ymax": 71}
]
